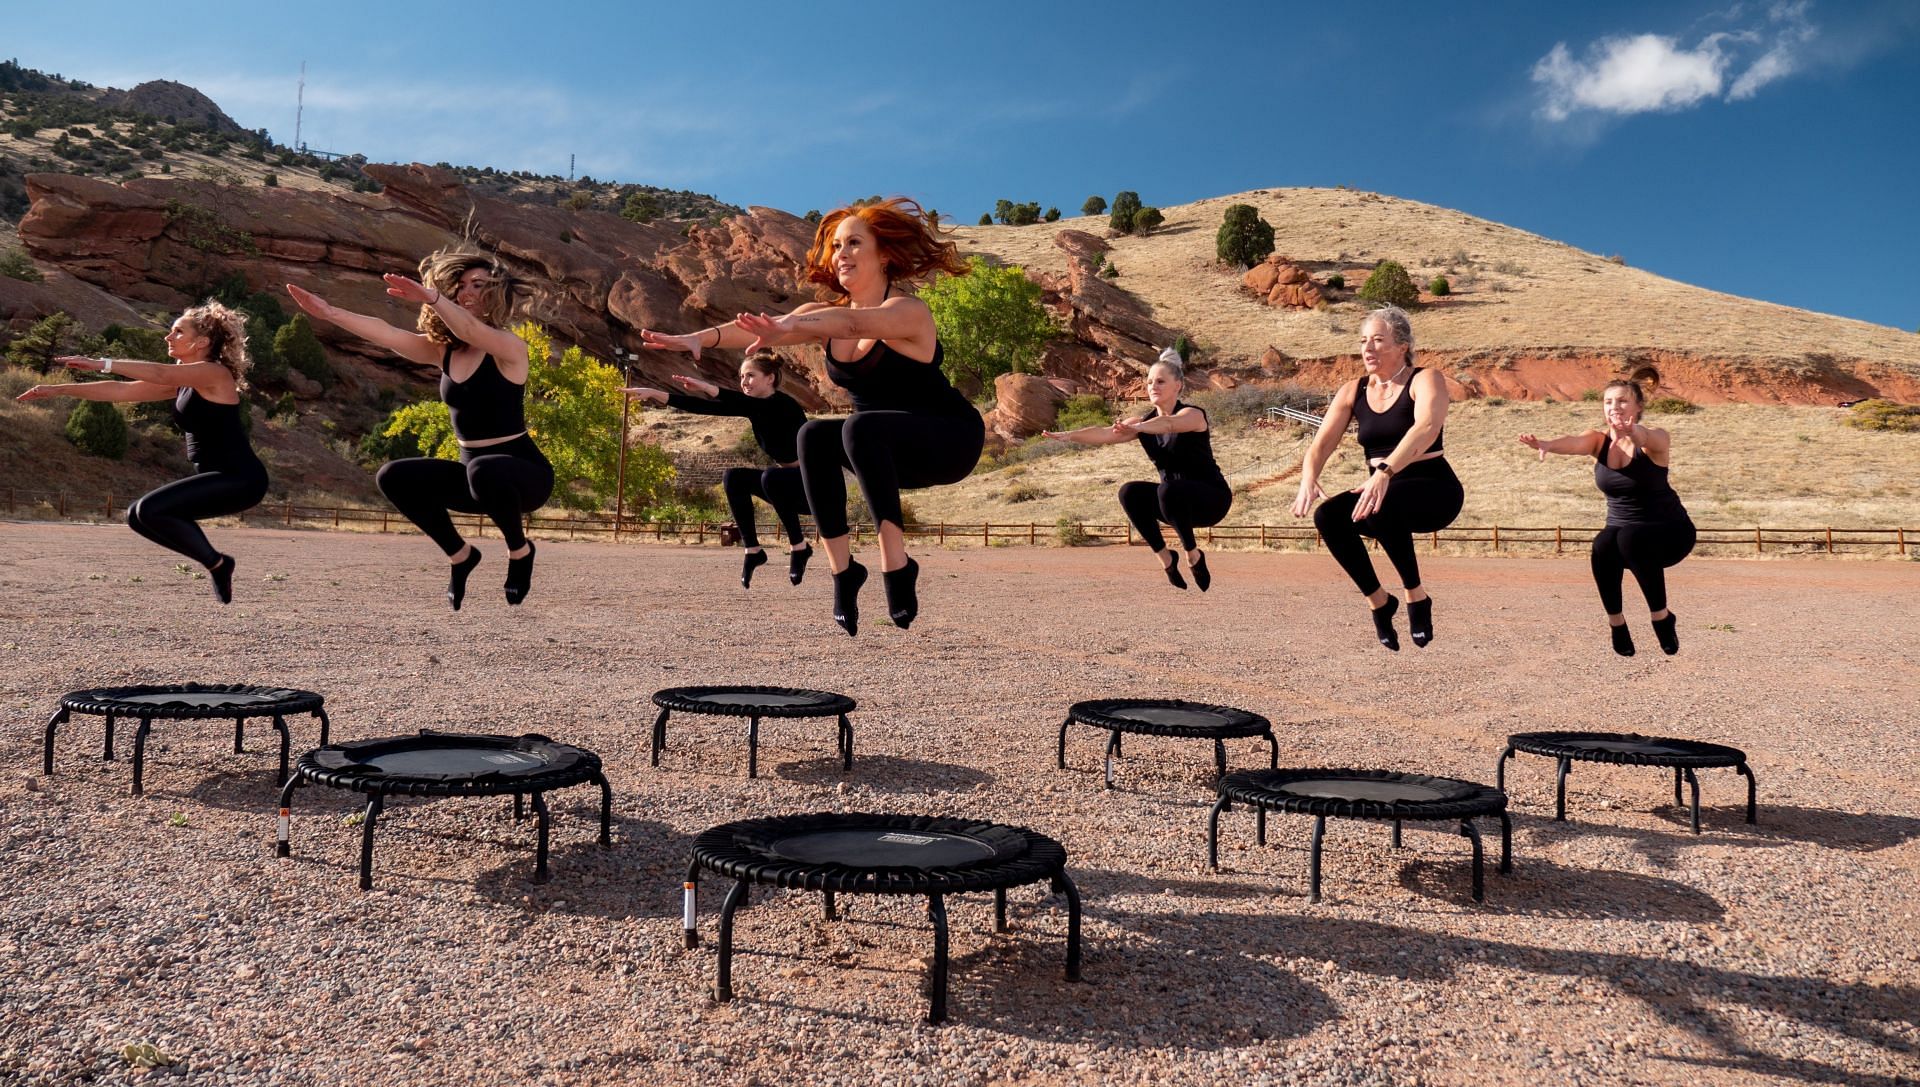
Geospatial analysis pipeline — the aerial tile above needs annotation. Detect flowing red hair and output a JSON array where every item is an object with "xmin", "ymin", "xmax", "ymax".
[{"xmin": 804, "ymin": 197, "xmax": 968, "ymax": 302}]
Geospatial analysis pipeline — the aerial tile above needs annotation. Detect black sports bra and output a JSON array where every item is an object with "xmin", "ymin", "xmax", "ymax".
[
  {"xmin": 440, "ymin": 344, "xmax": 527, "ymax": 442},
  {"xmin": 1353, "ymin": 369, "xmax": 1444, "ymax": 460},
  {"xmin": 825, "ymin": 337, "xmax": 972, "ymax": 416}
]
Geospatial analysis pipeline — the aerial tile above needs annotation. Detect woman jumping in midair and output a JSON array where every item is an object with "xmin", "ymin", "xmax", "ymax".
[
  {"xmin": 287, "ymin": 246, "xmax": 552, "ymax": 609},
  {"xmin": 624, "ymin": 350, "xmax": 814, "ymax": 587},
  {"xmin": 1519, "ymin": 374, "xmax": 1694, "ymax": 656},
  {"xmin": 19, "ymin": 301, "xmax": 265, "ymax": 604},
  {"xmin": 643, "ymin": 197, "xmax": 980, "ymax": 635},
  {"xmin": 1044, "ymin": 348, "xmax": 1230, "ymax": 590},
  {"xmin": 1292, "ymin": 305, "xmax": 1462, "ymax": 650}
]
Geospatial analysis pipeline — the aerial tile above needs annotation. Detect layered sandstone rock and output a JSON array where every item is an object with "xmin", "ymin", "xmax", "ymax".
[
  {"xmin": 984, "ymin": 371, "xmax": 1068, "ymax": 441},
  {"xmin": 1243, "ymin": 254, "xmax": 1324, "ymax": 309},
  {"xmin": 1028, "ymin": 229, "xmax": 1182, "ymax": 401}
]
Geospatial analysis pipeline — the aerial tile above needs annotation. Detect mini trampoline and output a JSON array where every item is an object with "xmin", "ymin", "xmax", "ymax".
[
  {"xmin": 1498, "ymin": 731, "xmax": 1757, "ymax": 834},
  {"xmin": 650, "ymin": 686, "xmax": 855, "ymax": 778},
  {"xmin": 44, "ymin": 684, "xmax": 329, "ymax": 796},
  {"xmin": 1208, "ymin": 768, "xmax": 1512, "ymax": 903},
  {"xmin": 276, "ymin": 731, "xmax": 611, "ymax": 890},
  {"xmin": 1058, "ymin": 698, "xmax": 1278, "ymax": 789},
  {"xmin": 685, "ymin": 812, "xmax": 1082, "ymax": 1024}
]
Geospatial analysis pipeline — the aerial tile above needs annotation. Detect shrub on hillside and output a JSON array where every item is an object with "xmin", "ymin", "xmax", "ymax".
[
  {"xmin": 273, "ymin": 315, "xmax": 333, "ymax": 387},
  {"xmin": 977, "ymin": 213, "xmax": 992, "ymax": 226},
  {"xmin": 1132, "ymin": 206, "xmax": 1164, "ymax": 234},
  {"xmin": 262, "ymin": 172, "xmax": 278, "ymax": 187},
  {"xmin": 621, "ymin": 192, "xmax": 660, "ymax": 223},
  {"xmin": 1324, "ymin": 272, "xmax": 1345, "ymax": 290},
  {"xmin": 921, "ymin": 256, "xmax": 1056, "ymax": 390},
  {"xmin": 1646, "ymin": 396, "xmax": 1697, "ymax": 415},
  {"xmin": 1081, "ymin": 195, "xmax": 1106, "ymax": 216},
  {"xmin": 1357, "ymin": 260, "xmax": 1419, "ymax": 308},
  {"xmin": 1055, "ymin": 516, "xmax": 1092, "ymax": 547},
  {"xmin": 1215, "ymin": 204, "xmax": 1275, "ymax": 267},
  {"xmin": 1044, "ymin": 207, "xmax": 1060, "ymax": 222},
  {"xmin": 1054, "ymin": 394, "xmax": 1112, "ymax": 431},
  {"xmin": 1109, "ymin": 191, "xmax": 1142, "ymax": 234},
  {"xmin": 1428, "ymin": 275, "xmax": 1451, "ymax": 296},
  {"xmin": 1841, "ymin": 399, "xmax": 1920, "ymax": 433},
  {"xmin": 65, "ymin": 400, "xmax": 128, "ymax": 459},
  {"xmin": 0, "ymin": 247, "xmax": 43, "ymax": 282},
  {"xmin": 5, "ymin": 311, "xmax": 75, "ymax": 370}
]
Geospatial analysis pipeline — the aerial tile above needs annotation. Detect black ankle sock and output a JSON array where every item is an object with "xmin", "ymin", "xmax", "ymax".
[
  {"xmin": 832, "ymin": 559, "xmax": 867, "ymax": 637},
  {"xmin": 1407, "ymin": 596, "xmax": 1433, "ymax": 647},
  {"xmin": 208, "ymin": 554, "xmax": 235, "ymax": 605},
  {"xmin": 1190, "ymin": 551, "xmax": 1211, "ymax": 592},
  {"xmin": 883, "ymin": 557, "xmax": 920, "ymax": 629},
  {"xmin": 448, "ymin": 547, "xmax": 482, "ymax": 611},
  {"xmin": 1652, "ymin": 612, "xmax": 1679, "ymax": 655},
  {"xmin": 789, "ymin": 543, "xmax": 813, "ymax": 586},
  {"xmin": 1161, "ymin": 552, "xmax": 1188, "ymax": 590},
  {"xmin": 1610, "ymin": 622, "xmax": 1636, "ymax": 657},
  {"xmin": 741, "ymin": 548, "xmax": 768, "ymax": 588},
  {"xmin": 504, "ymin": 542, "xmax": 535, "ymax": 606},
  {"xmin": 1370, "ymin": 595, "xmax": 1401, "ymax": 652}
]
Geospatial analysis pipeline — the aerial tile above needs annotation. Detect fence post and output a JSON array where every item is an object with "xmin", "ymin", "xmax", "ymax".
[
  {"xmin": 382, "ymin": 510, "xmax": 389, "ymax": 533},
  {"xmin": 1826, "ymin": 526, "xmax": 1834, "ymax": 554},
  {"xmin": 982, "ymin": 522, "xmax": 989, "ymax": 546},
  {"xmin": 1029, "ymin": 522, "xmax": 1035, "ymax": 545},
  {"xmin": 1755, "ymin": 527, "xmax": 1763, "ymax": 554},
  {"xmin": 1261, "ymin": 523, "xmax": 1268, "ymax": 548},
  {"xmin": 1430, "ymin": 530, "xmax": 1438, "ymax": 552},
  {"xmin": 1492, "ymin": 525, "xmax": 1500, "ymax": 552},
  {"xmin": 1900, "ymin": 527, "xmax": 1907, "ymax": 556},
  {"xmin": 58, "ymin": 493, "xmax": 67, "ymax": 518},
  {"xmin": 1555, "ymin": 526, "xmax": 1563, "ymax": 554},
  {"xmin": 939, "ymin": 522, "xmax": 946, "ymax": 544}
]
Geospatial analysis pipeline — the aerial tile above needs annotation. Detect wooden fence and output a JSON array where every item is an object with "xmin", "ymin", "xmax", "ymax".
[{"xmin": 3, "ymin": 488, "xmax": 1913, "ymax": 556}]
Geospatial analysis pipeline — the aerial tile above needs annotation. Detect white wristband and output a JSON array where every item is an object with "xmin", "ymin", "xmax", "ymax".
[{"xmin": 102, "ymin": 358, "xmax": 113, "ymax": 374}]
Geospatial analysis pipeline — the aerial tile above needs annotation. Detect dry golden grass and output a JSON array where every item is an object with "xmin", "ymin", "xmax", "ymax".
[{"xmin": 952, "ymin": 189, "xmax": 1920, "ymax": 369}]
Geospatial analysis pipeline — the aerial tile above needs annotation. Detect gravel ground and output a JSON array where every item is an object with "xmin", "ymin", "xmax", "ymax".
[{"xmin": 2, "ymin": 522, "xmax": 1916, "ymax": 1087}]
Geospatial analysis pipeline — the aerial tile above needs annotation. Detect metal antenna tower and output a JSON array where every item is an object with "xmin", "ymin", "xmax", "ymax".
[{"xmin": 295, "ymin": 61, "xmax": 306, "ymax": 151}]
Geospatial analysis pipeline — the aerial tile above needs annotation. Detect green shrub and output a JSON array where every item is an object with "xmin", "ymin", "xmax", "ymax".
[
  {"xmin": 262, "ymin": 172, "xmax": 278, "ymax": 187},
  {"xmin": 1109, "ymin": 191, "xmax": 1142, "ymax": 234},
  {"xmin": 1840, "ymin": 399, "xmax": 1920, "ymax": 432},
  {"xmin": 65, "ymin": 400, "xmax": 128, "ymax": 458},
  {"xmin": 270, "ymin": 391, "xmax": 298, "ymax": 421},
  {"xmin": 1055, "ymin": 516, "xmax": 1091, "ymax": 547},
  {"xmin": 1324, "ymin": 272, "xmax": 1345, "ymax": 290},
  {"xmin": 1580, "ymin": 389, "xmax": 1601, "ymax": 402},
  {"xmin": 1044, "ymin": 207, "xmax": 1060, "ymax": 222},
  {"xmin": 1101, "ymin": 263, "xmax": 1119, "ymax": 279},
  {"xmin": 1132, "ymin": 206, "xmax": 1164, "ymax": 234},
  {"xmin": 620, "ymin": 191, "xmax": 660, "ymax": 223},
  {"xmin": 1215, "ymin": 204, "xmax": 1275, "ymax": 266},
  {"xmin": 921, "ymin": 255, "xmax": 1056, "ymax": 390},
  {"xmin": 1646, "ymin": 396, "xmax": 1698, "ymax": 415},
  {"xmin": 1357, "ymin": 260, "xmax": 1419, "ymax": 308},
  {"xmin": 6, "ymin": 120, "xmax": 35, "ymax": 139},
  {"xmin": 1003, "ymin": 483, "xmax": 1048, "ymax": 503},
  {"xmin": 5, "ymin": 311, "xmax": 75, "ymax": 370},
  {"xmin": 978, "ymin": 213, "xmax": 992, "ymax": 226},
  {"xmin": 1484, "ymin": 397, "xmax": 1508, "ymax": 407},
  {"xmin": 0, "ymin": 247, "xmax": 42, "ymax": 282},
  {"xmin": 1173, "ymin": 335, "xmax": 1193, "ymax": 362},
  {"xmin": 1428, "ymin": 275, "xmax": 1451, "ymax": 296},
  {"xmin": 273, "ymin": 315, "xmax": 332, "ymax": 386},
  {"xmin": 1054, "ymin": 394, "xmax": 1112, "ymax": 431},
  {"xmin": 1081, "ymin": 195, "xmax": 1107, "ymax": 216}
]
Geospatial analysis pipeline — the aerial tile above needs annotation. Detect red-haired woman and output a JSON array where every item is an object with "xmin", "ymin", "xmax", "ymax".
[{"xmin": 643, "ymin": 198, "xmax": 980, "ymax": 636}]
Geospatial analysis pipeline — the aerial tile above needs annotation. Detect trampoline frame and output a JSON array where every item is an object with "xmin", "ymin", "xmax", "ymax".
[
  {"xmin": 43, "ymin": 684, "xmax": 330, "ymax": 796},
  {"xmin": 650, "ymin": 686, "xmax": 855, "ymax": 778},
  {"xmin": 684, "ymin": 813, "xmax": 1082, "ymax": 1024},
  {"xmin": 1207, "ymin": 769, "xmax": 1513, "ymax": 903},
  {"xmin": 275, "ymin": 731, "xmax": 612, "ymax": 890},
  {"xmin": 1057, "ymin": 698, "xmax": 1279, "ymax": 789},
  {"xmin": 1497, "ymin": 731, "xmax": 1758, "ymax": 834}
]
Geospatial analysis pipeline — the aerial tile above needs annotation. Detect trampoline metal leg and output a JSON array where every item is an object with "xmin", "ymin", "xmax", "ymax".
[
  {"xmin": 358, "ymin": 794, "xmax": 384, "ymax": 891},
  {"xmin": 1257, "ymin": 805, "xmax": 1266, "ymax": 847},
  {"xmin": 1102, "ymin": 729, "xmax": 1118, "ymax": 790},
  {"xmin": 716, "ymin": 878, "xmax": 748, "ymax": 1002},
  {"xmin": 1206, "ymin": 794, "xmax": 1229, "ymax": 870},
  {"xmin": 1057, "ymin": 870, "xmax": 1083, "ymax": 982},
  {"xmin": 531, "ymin": 792, "xmax": 551, "ymax": 882},
  {"xmin": 1555, "ymin": 757, "xmax": 1571, "ymax": 821},
  {"xmin": 838, "ymin": 714, "xmax": 853, "ymax": 772},
  {"xmin": 275, "ymin": 775, "xmax": 300, "ymax": 858},
  {"xmin": 270, "ymin": 714, "xmax": 291, "ymax": 786},
  {"xmin": 1309, "ymin": 816, "xmax": 1326, "ymax": 904},
  {"xmin": 234, "ymin": 715, "xmax": 245, "ymax": 754},
  {"xmin": 1738, "ymin": 762, "xmax": 1758, "ymax": 824},
  {"xmin": 131, "ymin": 716, "xmax": 154, "ymax": 796},
  {"xmin": 823, "ymin": 890, "xmax": 837, "ymax": 921},
  {"xmin": 1499, "ymin": 811, "xmax": 1513, "ymax": 872},
  {"xmin": 650, "ymin": 708, "xmax": 669, "ymax": 767},
  {"xmin": 1495, "ymin": 744, "xmax": 1514, "ymax": 791},
  {"xmin": 513, "ymin": 792, "xmax": 525, "ymax": 822},
  {"xmin": 315, "ymin": 708, "xmax": 331, "ymax": 747},
  {"xmin": 42, "ymin": 707, "xmax": 67, "ymax": 775},
  {"xmin": 1392, "ymin": 819, "xmax": 1403, "ymax": 849},
  {"xmin": 683, "ymin": 860, "xmax": 701, "ymax": 948},
  {"xmin": 1056, "ymin": 716, "xmax": 1071, "ymax": 770},
  {"xmin": 1214, "ymin": 738, "xmax": 1227, "ymax": 780},
  {"xmin": 927, "ymin": 893, "xmax": 950, "ymax": 1025},
  {"xmin": 994, "ymin": 887, "xmax": 1008, "ymax": 933},
  {"xmin": 1684, "ymin": 769, "xmax": 1701, "ymax": 834},
  {"xmin": 1673, "ymin": 767, "xmax": 1684, "ymax": 808},
  {"xmin": 1112, "ymin": 731, "xmax": 1122, "ymax": 757},
  {"xmin": 747, "ymin": 715, "xmax": 760, "ymax": 779},
  {"xmin": 1460, "ymin": 819, "xmax": 1486, "ymax": 903},
  {"xmin": 104, "ymin": 713, "xmax": 116, "ymax": 761},
  {"xmin": 594, "ymin": 772, "xmax": 613, "ymax": 846},
  {"xmin": 1265, "ymin": 729, "xmax": 1279, "ymax": 769}
]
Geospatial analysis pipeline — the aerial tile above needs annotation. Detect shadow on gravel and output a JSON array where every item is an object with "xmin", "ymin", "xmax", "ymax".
[
  {"xmin": 1524, "ymin": 804, "xmax": 1920, "ymax": 863},
  {"xmin": 1397, "ymin": 856, "xmax": 1724, "ymax": 922},
  {"xmin": 776, "ymin": 754, "xmax": 995, "ymax": 793},
  {"xmin": 186, "ymin": 767, "xmax": 299, "ymax": 810},
  {"xmin": 467, "ymin": 811, "xmax": 688, "ymax": 919}
]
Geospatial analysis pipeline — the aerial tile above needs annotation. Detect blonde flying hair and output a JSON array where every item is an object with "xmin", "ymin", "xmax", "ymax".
[
  {"xmin": 416, "ymin": 245, "xmax": 513, "ymax": 345},
  {"xmin": 179, "ymin": 299, "xmax": 253, "ymax": 391}
]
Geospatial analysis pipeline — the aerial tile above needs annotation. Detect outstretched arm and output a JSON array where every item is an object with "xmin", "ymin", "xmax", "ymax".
[
  {"xmin": 735, "ymin": 297, "xmax": 935, "ymax": 356},
  {"xmin": 1517, "ymin": 430, "xmax": 1605, "ymax": 460},
  {"xmin": 286, "ymin": 283, "xmax": 442, "ymax": 368},
  {"xmin": 16, "ymin": 379, "xmax": 177, "ymax": 404},
  {"xmin": 1119, "ymin": 406, "xmax": 1207, "ymax": 435},
  {"xmin": 381, "ymin": 274, "xmax": 530, "ymax": 379},
  {"xmin": 1043, "ymin": 420, "xmax": 1135, "ymax": 445},
  {"xmin": 641, "ymin": 303, "xmax": 838, "ymax": 360},
  {"xmin": 52, "ymin": 356, "xmax": 234, "ymax": 397},
  {"xmin": 622, "ymin": 386, "xmax": 670, "ymax": 405}
]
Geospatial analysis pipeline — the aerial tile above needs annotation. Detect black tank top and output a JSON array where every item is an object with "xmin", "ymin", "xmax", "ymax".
[
  {"xmin": 1353, "ymin": 369, "xmax": 1444, "ymax": 460},
  {"xmin": 825, "ymin": 337, "xmax": 972, "ymax": 416},
  {"xmin": 665, "ymin": 387, "xmax": 807, "ymax": 464},
  {"xmin": 1594, "ymin": 445, "xmax": 1690, "ymax": 526},
  {"xmin": 440, "ymin": 344, "xmax": 527, "ymax": 442},
  {"xmin": 1137, "ymin": 402, "xmax": 1227, "ymax": 486},
  {"xmin": 174, "ymin": 387, "xmax": 260, "ymax": 473}
]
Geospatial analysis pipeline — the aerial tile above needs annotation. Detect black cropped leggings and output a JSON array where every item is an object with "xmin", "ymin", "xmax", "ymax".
[
  {"xmin": 798, "ymin": 411, "xmax": 984, "ymax": 538},
  {"xmin": 723, "ymin": 465, "xmax": 808, "ymax": 548},
  {"xmin": 126, "ymin": 464, "xmax": 269, "ymax": 568},
  {"xmin": 1592, "ymin": 520, "xmax": 1695, "ymax": 615},
  {"xmin": 1119, "ymin": 477, "xmax": 1232, "ymax": 553},
  {"xmin": 1313, "ymin": 458, "xmax": 1464, "ymax": 596},
  {"xmin": 376, "ymin": 435, "xmax": 554, "ymax": 555}
]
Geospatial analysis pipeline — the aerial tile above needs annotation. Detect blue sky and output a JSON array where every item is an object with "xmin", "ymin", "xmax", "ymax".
[{"xmin": 10, "ymin": 0, "xmax": 1918, "ymax": 331}]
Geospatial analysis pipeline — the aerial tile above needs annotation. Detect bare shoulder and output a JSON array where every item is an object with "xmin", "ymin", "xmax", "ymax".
[{"xmin": 1411, "ymin": 368, "xmax": 1450, "ymax": 395}]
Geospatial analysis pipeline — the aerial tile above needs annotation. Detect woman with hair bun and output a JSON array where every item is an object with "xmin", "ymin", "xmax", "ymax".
[
  {"xmin": 1044, "ymin": 347, "xmax": 1231, "ymax": 591},
  {"xmin": 1291, "ymin": 305, "xmax": 1462, "ymax": 650},
  {"xmin": 643, "ymin": 197, "xmax": 981, "ymax": 635},
  {"xmin": 286, "ymin": 246, "xmax": 553, "ymax": 610},
  {"xmin": 1519, "ymin": 373, "xmax": 1694, "ymax": 656},
  {"xmin": 16, "ymin": 301, "xmax": 267, "ymax": 603},
  {"xmin": 623, "ymin": 349, "xmax": 814, "ymax": 588}
]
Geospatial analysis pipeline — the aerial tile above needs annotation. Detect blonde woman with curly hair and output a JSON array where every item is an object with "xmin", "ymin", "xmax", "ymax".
[
  {"xmin": 287, "ymin": 246, "xmax": 552, "ymax": 609},
  {"xmin": 16, "ymin": 301, "xmax": 267, "ymax": 603}
]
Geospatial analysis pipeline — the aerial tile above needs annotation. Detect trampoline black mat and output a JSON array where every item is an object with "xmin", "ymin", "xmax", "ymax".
[
  {"xmin": 1067, "ymin": 698, "xmax": 1270, "ymax": 737},
  {"xmin": 1506, "ymin": 731, "xmax": 1746, "ymax": 767},
  {"xmin": 766, "ymin": 828, "xmax": 998, "ymax": 869},
  {"xmin": 1277, "ymin": 778, "xmax": 1469, "ymax": 804},
  {"xmin": 1217, "ymin": 769, "xmax": 1506, "ymax": 821},
  {"xmin": 61, "ymin": 683, "xmax": 324, "ymax": 718},
  {"xmin": 652, "ymin": 686, "xmax": 856, "ymax": 718},
  {"xmin": 299, "ymin": 732, "xmax": 600, "ymax": 796}
]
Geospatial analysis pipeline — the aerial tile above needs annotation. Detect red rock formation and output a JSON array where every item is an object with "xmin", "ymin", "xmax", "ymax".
[
  {"xmin": 1026, "ymin": 229, "xmax": 1184, "ymax": 401},
  {"xmin": 985, "ymin": 372, "xmax": 1068, "ymax": 441},
  {"xmin": 1243, "ymin": 254, "xmax": 1323, "ymax": 309}
]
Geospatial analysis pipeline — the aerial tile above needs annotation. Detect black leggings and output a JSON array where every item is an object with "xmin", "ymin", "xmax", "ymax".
[
  {"xmin": 1119, "ymin": 477, "xmax": 1232, "ymax": 552},
  {"xmin": 1313, "ymin": 458, "xmax": 1464, "ymax": 595},
  {"xmin": 126, "ymin": 464, "xmax": 269, "ymax": 568},
  {"xmin": 724, "ymin": 465, "xmax": 808, "ymax": 548},
  {"xmin": 1592, "ymin": 521, "xmax": 1694, "ymax": 614},
  {"xmin": 798, "ymin": 411, "xmax": 984, "ymax": 538},
  {"xmin": 376, "ymin": 435, "xmax": 554, "ymax": 555}
]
